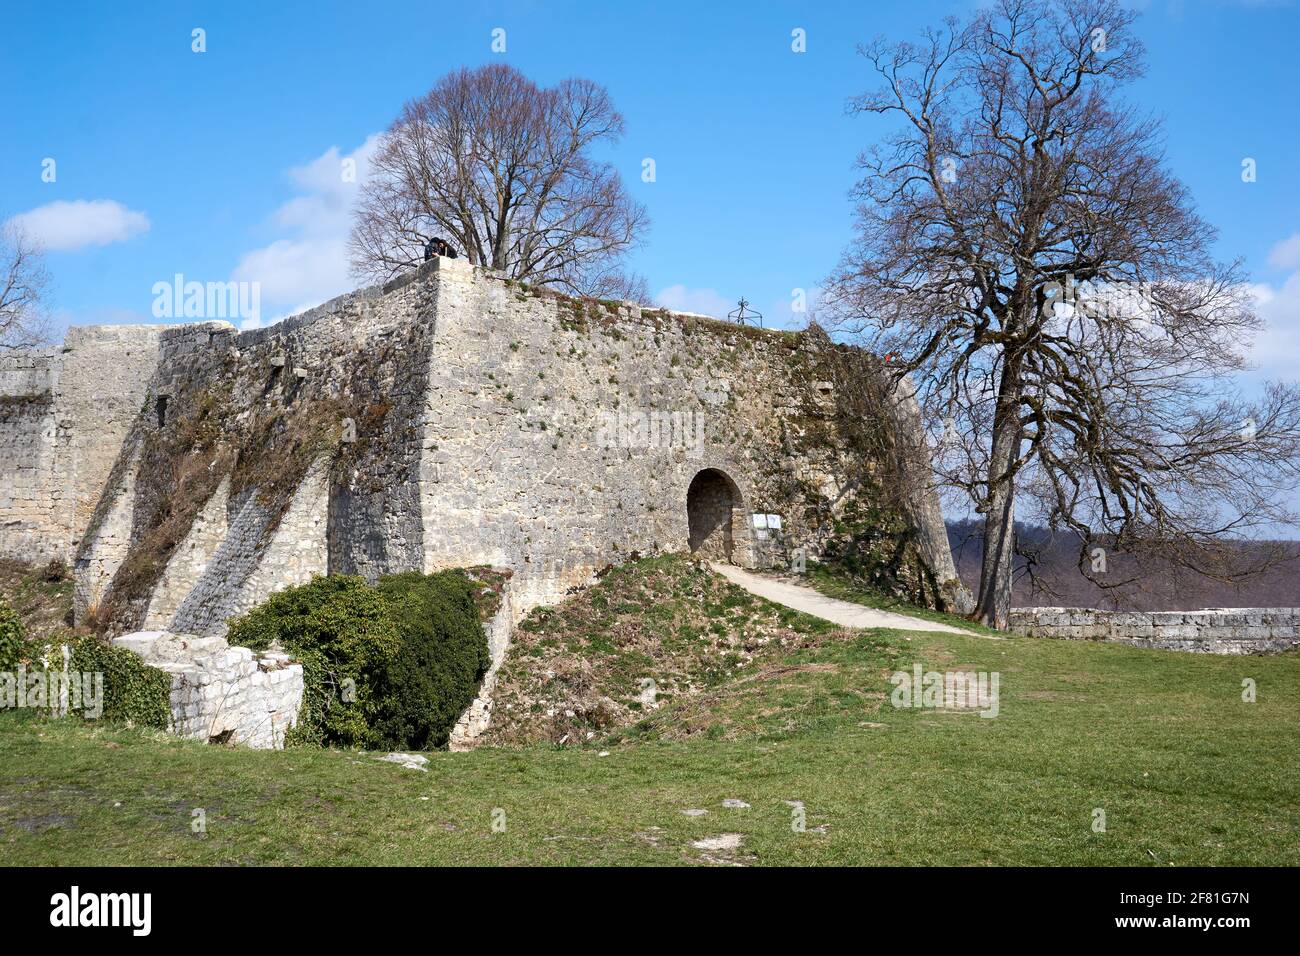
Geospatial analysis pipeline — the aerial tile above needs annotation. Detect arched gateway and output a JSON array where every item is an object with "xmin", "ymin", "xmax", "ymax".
[{"xmin": 686, "ymin": 468, "xmax": 745, "ymax": 563}]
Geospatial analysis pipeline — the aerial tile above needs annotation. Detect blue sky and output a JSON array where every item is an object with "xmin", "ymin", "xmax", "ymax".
[{"xmin": 2, "ymin": 0, "xmax": 1298, "ymax": 381}]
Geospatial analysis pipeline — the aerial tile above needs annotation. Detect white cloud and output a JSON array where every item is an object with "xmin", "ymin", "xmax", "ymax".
[
  {"xmin": 231, "ymin": 134, "xmax": 382, "ymax": 317},
  {"xmin": 5, "ymin": 199, "xmax": 149, "ymax": 251},
  {"xmin": 654, "ymin": 285, "xmax": 733, "ymax": 318},
  {"xmin": 1250, "ymin": 236, "xmax": 1300, "ymax": 377},
  {"xmin": 233, "ymin": 237, "xmax": 348, "ymax": 315},
  {"xmin": 1267, "ymin": 233, "xmax": 1300, "ymax": 271},
  {"xmin": 1248, "ymin": 271, "xmax": 1300, "ymax": 380}
]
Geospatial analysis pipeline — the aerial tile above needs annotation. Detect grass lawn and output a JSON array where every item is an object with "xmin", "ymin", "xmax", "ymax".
[{"xmin": 1, "ymin": 560, "xmax": 1297, "ymax": 866}]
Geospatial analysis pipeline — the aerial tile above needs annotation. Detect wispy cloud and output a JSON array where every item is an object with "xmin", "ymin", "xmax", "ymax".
[
  {"xmin": 5, "ymin": 199, "xmax": 149, "ymax": 251},
  {"xmin": 232, "ymin": 134, "xmax": 381, "ymax": 321},
  {"xmin": 1247, "ymin": 233, "xmax": 1300, "ymax": 381},
  {"xmin": 1267, "ymin": 232, "xmax": 1300, "ymax": 270}
]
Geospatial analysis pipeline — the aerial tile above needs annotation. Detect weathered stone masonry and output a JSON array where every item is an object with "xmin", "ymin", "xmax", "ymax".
[
  {"xmin": 4, "ymin": 258, "xmax": 965, "ymax": 648},
  {"xmin": 1, "ymin": 326, "xmax": 163, "ymax": 565},
  {"xmin": 415, "ymin": 259, "xmax": 964, "ymax": 614},
  {"xmin": 110, "ymin": 630, "xmax": 303, "ymax": 748},
  {"xmin": 1, "ymin": 260, "xmax": 977, "ymax": 745}
]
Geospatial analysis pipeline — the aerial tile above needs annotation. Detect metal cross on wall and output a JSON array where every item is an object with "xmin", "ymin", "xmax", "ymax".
[{"xmin": 727, "ymin": 297, "xmax": 763, "ymax": 328}]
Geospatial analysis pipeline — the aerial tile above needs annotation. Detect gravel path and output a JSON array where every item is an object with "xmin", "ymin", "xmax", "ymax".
[{"xmin": 710, "ymin": 563, "xmax": 999, "ymax": 638}]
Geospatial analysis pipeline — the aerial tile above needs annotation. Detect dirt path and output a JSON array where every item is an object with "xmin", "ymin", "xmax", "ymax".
[{"xmin": 710, "ymin": 563, "xmax": 999, "ymax": 638}]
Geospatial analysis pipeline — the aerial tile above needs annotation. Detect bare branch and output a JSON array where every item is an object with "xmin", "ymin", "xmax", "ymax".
[
  {"xmin": 0, "ymin": 222, "xmax": 52, "ymax": 352},
  {"xmin": 824, "ymin": 0, "xmax": 1300, "ymax": 627},
  {"xmin": 348, "ymin": 64, "xmax": 649, "ymax": 299}
]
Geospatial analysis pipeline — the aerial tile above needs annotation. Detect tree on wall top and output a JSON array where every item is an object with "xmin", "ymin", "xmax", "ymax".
[
  {"xmin": 826, "ymin": 0, "xmax": 1300, "ymax": 628},
  {"xmin": 348, "ymin": 63, "xmax": 649, "ymax": 302}
]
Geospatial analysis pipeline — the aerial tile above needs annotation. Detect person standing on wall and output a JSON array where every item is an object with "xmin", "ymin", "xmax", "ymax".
[{"xmin": 424, "ymin": 237, "xmax": 458, "ymax": 261}]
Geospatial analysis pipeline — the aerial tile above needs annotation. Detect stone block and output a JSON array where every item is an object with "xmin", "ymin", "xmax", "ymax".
[
  {"xmin": 111, "ymin": 632, "xmax": 167, "ymax": 657},
  {"xmin": 109, "ymin": 628, "xmax": 302, "ymax": 749}
]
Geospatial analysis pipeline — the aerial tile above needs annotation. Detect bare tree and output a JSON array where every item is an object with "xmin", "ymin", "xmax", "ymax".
[
  {"xmin": 0, "ymin": 223, "xmax": 50, "ymax": 351},
  {"xmin": 349, "ymin": 63, "xmax": 649, "ymax": 300},
  {"xmin": 826, "ymin": 0, "xmax": 1300, "ymax": 628}
]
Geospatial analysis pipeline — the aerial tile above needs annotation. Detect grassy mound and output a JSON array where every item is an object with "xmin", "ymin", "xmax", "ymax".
[
  {"xmin": 0, "ymin": 559, "xmax": 75, "ymax": 642},
  {"xmin": 482, "ymin": 555, "xmax": 885, "ymax": 746}
]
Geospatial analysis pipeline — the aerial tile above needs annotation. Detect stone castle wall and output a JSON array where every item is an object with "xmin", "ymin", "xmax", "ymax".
[
  {"xmin": 142, "ymin": 476, "xmax": 230, "ymax": 629},
  {"xmin": 1008, "ymin": 607, "xmax": 1300, "ymax": 654},
  {"xmin": 69, "ymin": 278, "xmax": 441, "ymax": 631},
  {"xmin": 0, "ymin": 350, "xmax": 60, "ymax": 562},
  {"xmin": 0, "ymin": 326, "xmax": 162, "ymax": 565},
  {"xmin": 169, "ymin": 459, "xmax": 330, "ymax": 636},
  {"xmin": 4, "ymin": 258, "xmax": 965, "ymax": 642},
  {"xmin": 416, "ymin": 257, "xmax": 965, "ymax": 612}
]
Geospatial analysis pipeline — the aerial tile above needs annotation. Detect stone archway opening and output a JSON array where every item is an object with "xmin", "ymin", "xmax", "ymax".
[{"xmin": 687, "ymin": 468, "xmax": 743, "ymax": 563}]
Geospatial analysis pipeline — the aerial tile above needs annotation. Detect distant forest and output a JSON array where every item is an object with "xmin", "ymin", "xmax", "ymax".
[{"xmin": 946, "ymin": 520, "xmax": 1300, "ymax": 611}]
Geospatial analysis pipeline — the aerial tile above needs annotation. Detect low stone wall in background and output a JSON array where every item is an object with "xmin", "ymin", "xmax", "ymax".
[
  {"xmin": 113, "ymin": 631, "xmax": 303, "ymax": 748},
  {"xmin": 1007, "ymin": 607, "xmax": 1300, "ymax": 655}
]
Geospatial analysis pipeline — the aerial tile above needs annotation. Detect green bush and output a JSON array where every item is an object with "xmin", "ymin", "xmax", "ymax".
[
  {"xmin": 0, "ymin": 598, "xmax": 168, "ymax": 727},
  {"xmin": 0, "ymin": 598, "xmax": 56, "ymax": 672},
  {"xmin": 226, "ymin": 571, "xmax": 491, "ymax": 750},
  {"xmin": 67, "ymin": 636, "xmax": 170, "ymax": 729},
  {"xmin": 227, "ymin": 575, "xmax": 400, "ymax": 748},
  {"xmin": 371, "ymin": 570, "xmax": 491, "ymax": 750},
  {"xmin": 0, "ymin": 597, "xmax": 23, "ymax": 672}
]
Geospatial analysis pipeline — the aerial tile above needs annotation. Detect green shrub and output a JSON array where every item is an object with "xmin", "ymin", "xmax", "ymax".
[
  {"xmin": 0, "ymin": 597, "xmax": 23, "ymax": 672},
  {"xmin": 0, "ymin": 599, "xmax": 168, "ymax": 727},
  {"xmin": 371, "ymin": 570, "xmax": 491, "ymax": 750},
  {"xmin": 67, "ymin": 636, "xmax": 170, "ymax": 728},
  {"xmin": 226, "ymin": 571, "xmax": 491, "ymax": 750},
  {"xmin": 227, "ymin": 575, "xmax": 400, "ymax": 748}
]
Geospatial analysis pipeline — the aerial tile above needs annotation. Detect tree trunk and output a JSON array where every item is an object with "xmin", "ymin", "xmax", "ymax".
[
  {"xmin": 975, "ymin": 381, "xmax": 1021, "ymax": 630},
  {"xmin": 976, "ymin": 478, "xmax": 1015, "ymax": 629}
]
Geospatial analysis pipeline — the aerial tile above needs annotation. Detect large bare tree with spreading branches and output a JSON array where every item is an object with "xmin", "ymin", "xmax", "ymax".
[
  {"xmin": 0, "ymin": 223, "xmax": 50, "ymax": 351},
  {"xmin": 827, "ymin": 0, "xmax": 1300, "ymax": 628},
  {"xmin": 349, "ymin": 63, "xmax": 649, "ymax": 300}
]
